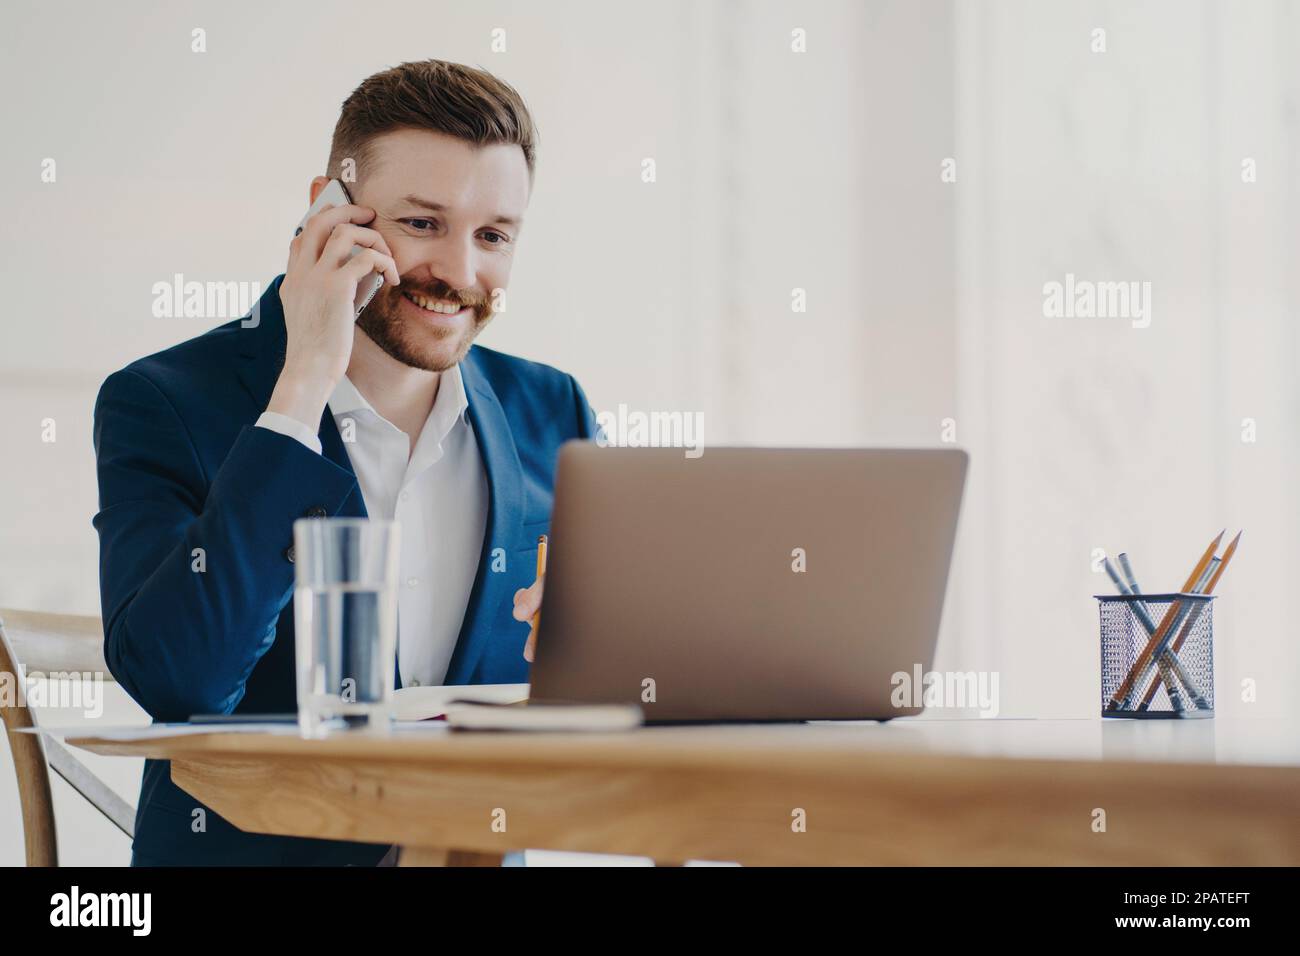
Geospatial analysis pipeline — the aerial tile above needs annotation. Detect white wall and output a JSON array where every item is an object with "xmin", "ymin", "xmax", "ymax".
[{"xmin": 947, "ymin": 0, "xmax": 1300, "ymax": 721}]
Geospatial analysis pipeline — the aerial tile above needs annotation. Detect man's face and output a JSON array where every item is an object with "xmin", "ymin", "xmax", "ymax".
[{"xmin": 346, "ymin": 128, "xmax": 529, "ymax": 371}]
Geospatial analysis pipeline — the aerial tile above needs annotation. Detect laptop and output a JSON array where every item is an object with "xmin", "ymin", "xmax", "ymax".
[{"xmin": 524, "ymin": 444, "xmax": 969, "ymax": 723}]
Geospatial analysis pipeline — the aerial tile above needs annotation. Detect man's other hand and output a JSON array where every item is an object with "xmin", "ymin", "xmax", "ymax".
[{"xmin": 513, "ymin": 577, "xmax": 544, "ymax": 662}]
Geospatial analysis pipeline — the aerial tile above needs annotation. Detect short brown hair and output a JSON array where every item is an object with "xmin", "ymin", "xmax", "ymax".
[{"xmin": 328, "ymin": 59, "xmax": 537, "ymax": 187}]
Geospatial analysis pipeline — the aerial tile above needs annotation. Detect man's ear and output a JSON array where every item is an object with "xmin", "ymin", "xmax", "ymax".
[{"xmin": 308, "ymin": 176, "xmax": 331, "ymax": 205}]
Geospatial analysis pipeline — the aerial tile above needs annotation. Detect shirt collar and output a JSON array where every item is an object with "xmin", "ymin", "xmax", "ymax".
[
  {"xmin": 431, "ymin": 361, "xmax": 471, "ymax": 432},
  {"xmin": 327, "ymin": 373, "xmax": 371, "ymax": 417},
  {"xmin": 328, "ymin": 363, "xmax": 471, "ymax": 430}
]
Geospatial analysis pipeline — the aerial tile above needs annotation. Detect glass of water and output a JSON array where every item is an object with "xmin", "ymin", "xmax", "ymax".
[{"xmin": 292, "ymin": 518, "xmax": 400, "ymax": 736}]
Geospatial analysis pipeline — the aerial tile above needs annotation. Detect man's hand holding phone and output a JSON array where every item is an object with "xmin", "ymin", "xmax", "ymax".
[{"xmin": 268, "ymin": 199, "xmax": 400, "ymax": 429}]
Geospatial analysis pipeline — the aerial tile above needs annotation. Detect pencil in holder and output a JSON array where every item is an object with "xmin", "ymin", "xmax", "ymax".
[{"xmin": 1096, "ymin": 593, "xmax": 1215, "ymax": 719}]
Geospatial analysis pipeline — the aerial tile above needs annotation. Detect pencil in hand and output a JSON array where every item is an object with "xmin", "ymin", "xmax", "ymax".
[{"xmin": 513, "ymin": 534, "xmax": 547, "ymax": 662}]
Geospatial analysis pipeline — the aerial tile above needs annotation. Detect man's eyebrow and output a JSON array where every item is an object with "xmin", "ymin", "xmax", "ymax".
[{"xmin": 400, "ymin": 194, "xmax": 521, "ymax": 227}]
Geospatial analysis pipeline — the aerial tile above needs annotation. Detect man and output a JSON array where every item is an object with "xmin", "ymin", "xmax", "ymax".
[{"xmin": 93, "ymin": 60, "xmax": 588, "ymax": 866}]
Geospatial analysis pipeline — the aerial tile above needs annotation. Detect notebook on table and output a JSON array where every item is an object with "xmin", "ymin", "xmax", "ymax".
[{"xmin": 393, "ymin": 683, "xmax": 643, "ymax": 732}]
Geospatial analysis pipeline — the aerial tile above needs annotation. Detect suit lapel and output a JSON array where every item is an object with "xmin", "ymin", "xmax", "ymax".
[
  {"xmin": 442, "ymin": 350, "xmax": 524, "ymax": 684},
  {"xmin": 318, "ymin": 414, "xmax": 367, "ymax": 518}
]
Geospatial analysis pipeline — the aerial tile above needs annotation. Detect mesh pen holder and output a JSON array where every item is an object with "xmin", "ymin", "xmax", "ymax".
[{"xmin": 1097, "ymin": 593, "xmax": 1215, "ymax": 719}]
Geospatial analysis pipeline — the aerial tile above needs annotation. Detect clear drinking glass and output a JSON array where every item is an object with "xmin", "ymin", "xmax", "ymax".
[{"xmin": 292, "ymin": 518, "xmax": 400, "ymax": 736}]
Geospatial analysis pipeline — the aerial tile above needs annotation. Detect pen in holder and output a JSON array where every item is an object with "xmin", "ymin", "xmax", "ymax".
[{"xmin": 1097, "ymin": 592, "xmax": 1215, "ymax": 719}]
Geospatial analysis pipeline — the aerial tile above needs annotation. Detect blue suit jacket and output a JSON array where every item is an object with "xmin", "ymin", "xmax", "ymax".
[{"xmin": 93, "ymin": 275, "xmax": 598, "ymax": 865}]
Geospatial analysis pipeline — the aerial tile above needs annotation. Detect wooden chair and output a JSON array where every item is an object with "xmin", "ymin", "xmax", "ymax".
[{"xmin": 0, "ymin": 608, "xmax": 135, "ymax": 866}]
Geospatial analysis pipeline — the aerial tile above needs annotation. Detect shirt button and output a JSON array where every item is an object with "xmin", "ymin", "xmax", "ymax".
[
  {"xmin": 409, "ymin": 678, "xmax": 421, "ymax": 687},
  {"xmin": 399, "ymin": 491, "xmax": 410, "ymax": 503},
  {"xmin": 284, "ymin": 545, "xmax": 295, "ymax": 564},
  {"xmin": 406, "ymin": 577, "xmax": 418, "ymax": 589},
  {"xmin": 304, "ymin": 505, "xmax": 328, "ymax": 519}
]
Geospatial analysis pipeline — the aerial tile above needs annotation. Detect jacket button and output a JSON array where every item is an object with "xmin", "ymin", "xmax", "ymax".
[
  {"xmin": 284, "ymin": 545, "xmax": 295, "ymax": 564},
  {"xmin": 305, "ymin": 505, "xmax": 328, "ymax": 519}
]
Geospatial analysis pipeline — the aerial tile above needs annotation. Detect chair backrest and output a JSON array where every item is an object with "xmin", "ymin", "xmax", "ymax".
[
  {"xmin": 1, "ymin": 609, "xmax": 109, "ymax": 675},
  {"xmin": 0, "ymin": 608, "xmax": 134, "ymax": 866}
]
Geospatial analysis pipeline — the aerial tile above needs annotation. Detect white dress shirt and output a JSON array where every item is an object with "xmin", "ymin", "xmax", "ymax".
[{"xmin": 256, "ymin": 363, "xmax": 489, "ymax": 687}]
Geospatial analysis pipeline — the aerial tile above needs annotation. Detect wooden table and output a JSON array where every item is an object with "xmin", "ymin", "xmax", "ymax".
[{"xmin": 67, "ymin": 716, "xmax": 1300, "ymax": 866}]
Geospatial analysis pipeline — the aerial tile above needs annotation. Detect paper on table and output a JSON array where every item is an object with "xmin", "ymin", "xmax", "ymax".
[
  {"xmin": 393, "ymin": 682, "xmax": 530, "ymax": 721},
  {"xmin": 445, "ymin": 702, "xmax": 643, "ymax": 732},
  {"xmin": 391, "ymin": 720, "xmax": 453, "ymax": 733},
  {"xmin": 27, "ymin": 683, "xmax": 533, "ymax": 739},
  {"xmin": 25, "ymin": 723, "xmax": 302, "ymax": 741}
]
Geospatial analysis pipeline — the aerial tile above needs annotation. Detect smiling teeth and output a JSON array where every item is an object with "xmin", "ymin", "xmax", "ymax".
[{"xmin": 404, "ymin": 292, "xmax": 464, "ymax": 314}]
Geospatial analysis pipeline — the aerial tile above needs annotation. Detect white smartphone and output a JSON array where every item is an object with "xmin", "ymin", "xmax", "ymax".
[{"xmin": 294, "ymin": 178, "xmax": 384, "ymax": 317}]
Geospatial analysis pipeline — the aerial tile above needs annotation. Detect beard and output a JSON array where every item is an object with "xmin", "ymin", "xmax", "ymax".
[{"xmin": 355, "ymin": 278, "xmax": 493, "ymax": 372}]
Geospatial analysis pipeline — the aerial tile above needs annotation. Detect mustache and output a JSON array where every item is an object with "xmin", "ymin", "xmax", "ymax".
[{"xmin": 393, "ymin": 280, "xmax": 484, "ymax": 309}]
